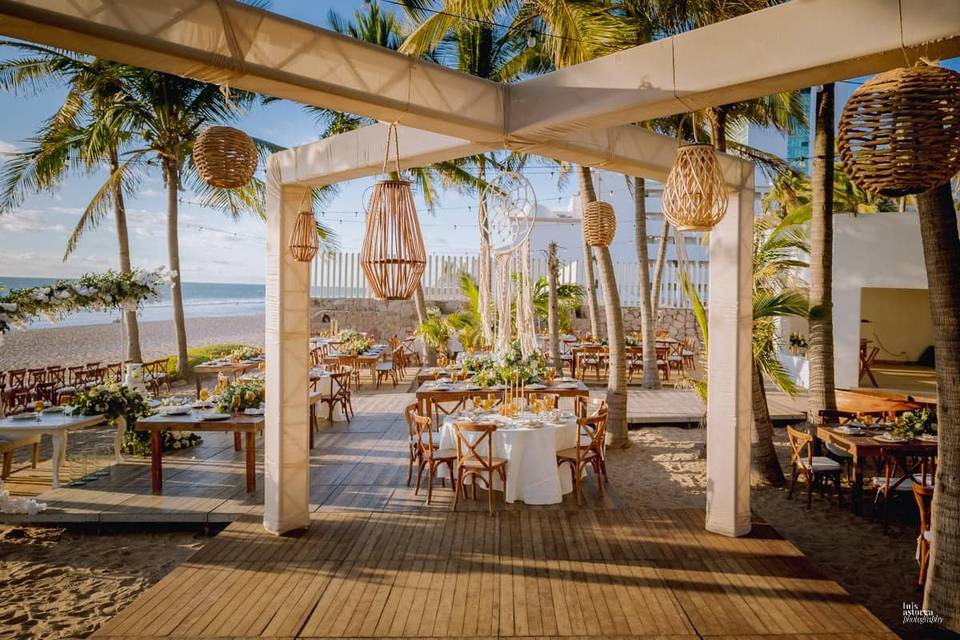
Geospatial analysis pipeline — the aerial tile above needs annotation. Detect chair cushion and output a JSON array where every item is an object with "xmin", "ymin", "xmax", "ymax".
[
  {"xmin": 825, "ymin": 442, "xmax": 853, "ymax": 458},
  {"xmin": 797, "ymin": 456, "xmax": 842, "ymax": 472},
  {"xmin": 557, "ymin": 446, "xmax": 599, "ymax": 461},
  {"xmin": 459, "ymin": 457, "xmax": 506, "ymax": 468},
  {"xmin": 427, "ymin": 447, "xmax": 458, "ymax": 460},
  {"xmin": 375, "ymin": 363, "xmax": 393, "ymax": 371}
]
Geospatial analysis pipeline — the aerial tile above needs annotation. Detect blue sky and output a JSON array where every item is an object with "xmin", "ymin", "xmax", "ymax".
[
  {"xmin": 0, "ymin": 3, "xmax": 954, "ymax": 284},
  {"xmin": 0, "ymin": 0, "xmax": 575, "ymax": 284}
]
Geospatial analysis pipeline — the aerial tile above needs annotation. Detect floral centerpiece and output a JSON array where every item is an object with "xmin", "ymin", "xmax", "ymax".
[
  {"xmin": 230, "ymin": 345, "xmax": 264, "ymax": 362},
  {"xmin": 216, "ymin": 379, "xmax": 265, "ymax": 414},
  {"xmin": 0, "ymin": 268, "xmax": 172, "ymax": 334},
  {"xmin": 891, "ymin": 408, "xmax": 936, "ymax": 440},
  {"xmin": 71, "ymin": 382, "xmax": 201, "ymax": 455},
  {"xmin": 469, "ymin": 341, "xmax": 546, "ymax": 387},
  {"xmin": 340, "ymin": 336, "xmax": 374, "ymax": 356}
]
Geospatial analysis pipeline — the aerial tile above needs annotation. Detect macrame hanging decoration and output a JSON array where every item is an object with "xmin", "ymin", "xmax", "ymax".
[
  {"xmin": 662, "ymin": 115, "xmax": 728, "ymax": 232},
  {"xmin": 481, "ymin": 172, "xmax": 537, "ymax": 358},
  {"xmin": 360, "ymin": 123, "xmax": 427, "ymax": 301},
  {"xmin": 477, "ymin": 188, "xmax": 494, "ymax": 347},
  {"xmin": 838, "ymin": 61, "xmax": 960, "ymax": 197},
  {"xmin": 288, "ymin": 189, "xmax": 319, "ymax": 262}
]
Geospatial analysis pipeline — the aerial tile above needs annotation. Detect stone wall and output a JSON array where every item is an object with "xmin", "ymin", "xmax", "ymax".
[
  {"xmin": 310, "ymin": 298, "xmax": 459, "ymax": 339},
  {"xmin": 312, "ymin": 297, "xmax": 702, "ymax": 349}
]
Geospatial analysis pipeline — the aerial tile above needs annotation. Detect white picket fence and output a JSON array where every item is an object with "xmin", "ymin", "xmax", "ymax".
[{"xmin": 310, "ymin": 252, "xmax": 709, "ymax": 309}]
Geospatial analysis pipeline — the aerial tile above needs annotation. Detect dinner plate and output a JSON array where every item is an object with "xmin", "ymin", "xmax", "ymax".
[
  {"xmin": 243, "ymin": 408, "xmax": 265, "ymax": 416},
  {"xmin": 201, "ymin": 412, "xmax": 231, "ymax": 421},
  {"xmin": 42, "ymin": 406, "xmax": 64, "ymax": 414},
  {"xmin": 525, "ymin": 383, "xmax": 546, "ymax": 390},
  {"xmin": 833, "ymin": 426, "xmax": 865, "ymax": 436},
  {"xmin": 489, "ymin": 384, "xmax": 507, "ymax": 390},
  {"xmin": 555, "ymin": 383, "xmax": 580, "ymax": 389},
  {"xmin": 872, "ymin": 433, "xmax": 912, "ymax": 444},
  {"xmin": 9, "ymin": 412, "xmax": 36, "ymax": 420},
  {"xmin": 160, "ymin": 406, "xmax": 192, "ymax": 416},
  {"xmin": 917, "ymin": 433, "xmax": 938, "ymax": 442}
]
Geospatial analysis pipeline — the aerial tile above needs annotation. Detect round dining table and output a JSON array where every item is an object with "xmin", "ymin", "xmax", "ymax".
[{"xmin": 437, "ymin": 413, "xmax": 580, "ymax": 505}]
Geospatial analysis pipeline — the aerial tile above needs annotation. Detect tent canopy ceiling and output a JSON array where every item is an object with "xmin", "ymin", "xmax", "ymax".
[{"xmin": 1, "ymin": 0, "xmax": 958, "ymax": 151}]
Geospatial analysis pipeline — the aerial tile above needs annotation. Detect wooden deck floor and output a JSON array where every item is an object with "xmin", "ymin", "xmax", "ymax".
[{"xmin": 91, "ymin": 508, "xmax": 895, "ymax": 639}]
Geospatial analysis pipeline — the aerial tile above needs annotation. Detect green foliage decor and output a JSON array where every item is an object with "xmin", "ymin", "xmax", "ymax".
[
  {"xmin": 892, "ymin": 408, "xmax": 936, "ymax": 440},
  {"xmin": 467, "ymin": 341, "xmax": 547, "ymax": 387},
  {"xmin": 0, "ymin": 268, "xmax": 171, "ymax": 334},
  {"xmin": 216, "ymin": 379, "xmax": 265, "ymax": 414}
]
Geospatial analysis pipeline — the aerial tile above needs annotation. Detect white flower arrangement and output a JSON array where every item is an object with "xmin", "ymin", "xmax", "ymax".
[{"xmin": 0, "ymin": 268, "xmax": 168, "ymax": 334}]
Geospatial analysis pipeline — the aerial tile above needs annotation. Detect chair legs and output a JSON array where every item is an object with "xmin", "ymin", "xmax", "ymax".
[
  {"xmin": 1, "ymin": 452, "xmax": 10, "ymax": 479},
  {"xmin": 31, "ymin": 442, "xmax": 39, "ymax": 468},
  {"xmin": 787, "ymin": 466, "xmax": 842, "ymax": 509}
]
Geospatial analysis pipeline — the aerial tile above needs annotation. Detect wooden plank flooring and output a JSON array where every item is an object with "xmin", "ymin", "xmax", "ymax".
[{"xmin": 91, "ymin": 508, "xmax": 896, "ymax": 639}]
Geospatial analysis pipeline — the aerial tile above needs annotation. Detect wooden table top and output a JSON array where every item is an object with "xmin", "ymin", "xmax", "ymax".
[
  {"xmin": 415, "ymin": 381, "xmax": 589, "ymax": 396},
  {"xmin": 194, "ymin": 360, "xmax": 261, "ymax": 374},
  {"xmin": 137, "ymin": 412, "xmax": 264, "ymax": 432},
  {"xmin": 815, "ymin": 423, "xmax": 937, "ymax": 456}
]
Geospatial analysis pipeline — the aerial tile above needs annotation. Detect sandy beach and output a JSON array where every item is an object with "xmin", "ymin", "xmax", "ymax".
[{"xmin": 0, "ymin": 315, "xmax": 265, "ymax": 370}]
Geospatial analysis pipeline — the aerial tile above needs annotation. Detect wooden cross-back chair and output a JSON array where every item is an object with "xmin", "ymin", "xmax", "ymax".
[
  {"xmin": 319, "ymin": 371, "xmax": 353, "ymax": 423},
  {"xmin": 401, "ymin": 336, "xmax": 421, "ymax": 367},
  {"xmin": 874, "ymin": 446, "xmax": 937, "ymax": 530},
  {"xmin": 914, "ymin": 483, "xmax": 934, "ymax": 587},
  {"xmin": 786, "ymin": 425, "xmax": 842, "ymax": 508},
  {"xmin": 575, "ymin": 345, "xmax": 607, "ymax": 380},
  {"xmin": 557, "ymin": 412, "xmax": 608, "ymax": 504},
  {"xmin": 452, "ymin": 422, "xmax": 507, "ymax": 515},
  {"xmin": 431, "ymin": 397, "xmax": 468, "ymax": 430},
  {"xmin": 626, "ymin": 347, "xmax": 644, "ymax": 382},
  {"xmin": 654, "ymin": 345, "xmax": 671, "ymax": 380},
  {"xmin": 26, "ymin": 367, "xmax": 47, "ymax": 386},
  {"xmin": 413, "ymin": 413, "xmax": 456, "ymax": 505},
  {"xmin": 575, "ymin": 396, "xmax": 608, "ymax": 419}
]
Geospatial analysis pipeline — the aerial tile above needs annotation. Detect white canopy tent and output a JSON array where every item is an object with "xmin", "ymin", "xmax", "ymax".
[{"xmin": 1, "ymin": 0, "xmax": 957, "ymax": 537}]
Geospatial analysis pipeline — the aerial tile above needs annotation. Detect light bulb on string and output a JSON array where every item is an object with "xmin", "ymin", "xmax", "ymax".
[{"xmin": 526, "ymin": 29, "xmax": 537, "ymax": 48}]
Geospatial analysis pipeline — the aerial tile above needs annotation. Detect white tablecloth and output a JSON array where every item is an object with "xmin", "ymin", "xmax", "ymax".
[
  {"xmin": 311, "ymin": 370, "xmax": 345, "ymax": 421},
  {"xmin": 437, "ymin": 414, "xmax": 579, "ymax": 505}
]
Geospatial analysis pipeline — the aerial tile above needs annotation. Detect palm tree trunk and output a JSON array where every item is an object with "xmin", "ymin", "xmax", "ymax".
[
  {"xmin": 807, "ymin": 84, "xmax": 838, "ymax": 422},
  {"xmin": 578, "ymin": 166, "xmax": 602, "ymax": 339},
  {"xmin": 477, "ymin": 154, "xmax": 493, "ymax": 346},
  {"xmin": 751, "ymin": 360, "xmax": 785, "ymax": 486},
  {"xmin": 413, "ymin": 284, "xmax": 436, "ymax": 366},
  {"xmin": 546, "ymin": 242, "xmax": 561, "ymax": 370},
  {"xmin": 163, "ymin": 155, "xmax": 189, "ymax": 378},
  {"xmin": 578, "ymin": 166, "xmax": 628, "ymax": 447},
  {"xmin": 633, "ymin": 177, "xmax": 659, "ymax": 389},
  {"xmin": 651, "ymin": 220, "xmax": 669, "ymax": 319},
  {"xmin": 917, "ymin": 184, "xmax": 960, "ymax": 632},
  {"xmin": 109, "ymin": 147, "xmax": 142, "ymax": 364}
]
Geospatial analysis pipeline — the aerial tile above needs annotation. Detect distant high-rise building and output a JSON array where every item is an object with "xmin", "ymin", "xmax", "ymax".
[{"xmin": 786, "ymin": 88, "xmax": 812, "ymax": 174}]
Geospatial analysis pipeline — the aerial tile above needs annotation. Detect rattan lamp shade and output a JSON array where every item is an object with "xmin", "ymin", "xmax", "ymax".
[
  {"xmin": 360, "ymin": 179, "xmax": 426, "ymax": 300},
  {"xmin": 838, "ymin": 63, "xmax": 960, "ymax": 197},
  {"xmin": 662, "ymin": 143, "xmax": 728, "ymax": 232},
  {"xmin": 583, "ymin": 200, "xmax": 616, "ymax": 247},
  {"xmin": 289, "ymin": 210, "xmax": 319, "ymax": 262},
  {"xmin": 193, "ymin": 126, "xmax": 258, "ymax": 189}
]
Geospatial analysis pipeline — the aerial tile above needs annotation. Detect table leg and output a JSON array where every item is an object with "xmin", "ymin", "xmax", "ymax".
[
  {"xmin": 51, "ymin": 431, "xmax": 66, "ymax": 489},
  {"xmin": 150, "ymin": 430, "xmax": 163, "ymax": 494},
  {"xmin": 245, "ymin": 431, "xmax": 256, "ymax": 493},
  {"xmin": 852, "ymin": 459, "xmax": 864, "ymax": 515},
  {"xmin": 195, "ymin": 376, "xmax": 202, "ymax": 399},
  {"xmin": 234, "ymin": 432, "xmax": 242, "ymax": 451}
]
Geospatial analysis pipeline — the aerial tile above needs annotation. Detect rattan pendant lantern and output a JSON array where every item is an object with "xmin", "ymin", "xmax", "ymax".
[
  {"xmin": 289, "ymin": 190, "xmax": 319, "ymax": 262},
  {"xmin": 662, "ymin": 141, "xmax": 728, "ymax": 232},
  {"xmin": 583, "ymin": 200, "xmax": 616, "ymax": 247},
  {"xmin": 838, "ymin": 62, "xmax": 960, "ymax": 197},
  {"xmin": 193, "ymin": 125, "xmax": 258, "ymax": 189},
  {"xmin": 360, "ymin": 124, "xmax": 426, "ymax": 300}
]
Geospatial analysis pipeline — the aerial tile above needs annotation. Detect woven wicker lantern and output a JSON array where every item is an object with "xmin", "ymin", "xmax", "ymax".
[
  {"xmin": 193, "ymin": 126, "xmax": 258, "ymax": 189},
  {"xmin": 662, "ymin": 143, "xmax": 728, "ymax": 232},
  {"xmin": 582, "ymin": 200, "xmax": 616, "ymax": 247},
  {"xmin": 289, "ymin": 206, "xmax": 319, "ymax": 262},
  {"xmin": 838, "ymin": 63, "xmax": 960, "ymax": 197},
  {"xmin": 360, "ymin": 179, "xmax": 426, "ymax": 300}
]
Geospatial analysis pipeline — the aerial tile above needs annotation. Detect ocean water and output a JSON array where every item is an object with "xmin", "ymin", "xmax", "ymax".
[{"xmin": 0, "ymin": 276, "xmax": 265, "ymax": 328}]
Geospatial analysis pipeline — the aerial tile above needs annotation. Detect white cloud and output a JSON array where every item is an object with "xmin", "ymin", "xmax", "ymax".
[{"xmin": 0, "ymin": 139, "xmax": 18, "ymax": 156}]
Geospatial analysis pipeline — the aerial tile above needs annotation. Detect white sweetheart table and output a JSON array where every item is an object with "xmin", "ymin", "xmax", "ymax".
[
  {"xmin": 438, "ymin": 413, "xmax": 580, "ymax": 505},
  {"xmin": 0, "ymin": 412, "xmax": 107, "ymax": 488}
]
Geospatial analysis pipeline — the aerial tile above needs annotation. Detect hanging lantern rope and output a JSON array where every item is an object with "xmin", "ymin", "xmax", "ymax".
[{"xmin": 359, "ymin": 123, "xmax": 427, "ymax": 301}]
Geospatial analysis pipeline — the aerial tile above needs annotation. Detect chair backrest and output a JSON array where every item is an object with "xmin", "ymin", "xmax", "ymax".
[
  {"xmin": 7, "ymin": 368, "xmax": 26, "ymax": 388},
  {"xmin": 431, "ymin": 397, "xmax": 467, "ymax": 427},
  {"xmin": 880, "ymin": 447, "xmax": 938, "ymax": 489},
  {"xmin": 786, "ymin": 425, "xmax": 814, "ymax": 464},
  {"xmin": 33, "ymin": 382, "xmax": 58, "ymax": 404},
  {"xmin": 576, "ymin": 396, "xmax": 608, "ymax": 418},
  {"xmin": 330, "ymin": 371, "xmax": 351, "ymax": 398},
  {"xmin": 817, "ymin": 409, "xmax": 859, "ymax": 425},
  {"xmin": 46, "ymin": 366, "xmax": 66, "ymax": 386},
  {"xmin": 578, "ymin": 413, "xmax": 607, "ymax": 457},
  {"xmin": 414, "ymin": 413, "xmax": 437, "ymax": 454},
  {"xmin": 27, "ymin": 367, "xmax": 47, "ymax": 385},
  {"xmin": 103, "ymin": 362, "xmax": 123, "ymax": 382},
  {"xmin": 913, "ymin": 483, "xmax": 934, "ymax": 536},
  {"xmin": 404, "ymin": 402, "xmax": 419, "ymax": 441},
  {"xmin": 453, "ymin": 422, "xmax": 498, "ymax": 470}
]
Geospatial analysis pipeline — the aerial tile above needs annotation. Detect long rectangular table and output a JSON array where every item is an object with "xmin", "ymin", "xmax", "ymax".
[
  {"xmin": 136, "ymin": 413, "xmax": 264, "ymax": 494},
  {"xmin": 0, "ymin": 412, "xmax": 106, "ymax": 488},
  {"xmin": 415, "ymin": 381, "xmax": 589, "ymax": 423},
  {"xmin": 192, "ymin": 360, "xmax": 261, "ymax": 398},
  {"xmin": 814, "ymin": 424, "xmax": 937, "ymax": 513}
]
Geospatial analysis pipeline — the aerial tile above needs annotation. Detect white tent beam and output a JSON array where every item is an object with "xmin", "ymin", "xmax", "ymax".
[
  {"xmin": 507, "ymin": 0, "xmax": 960, "ymax": 140},
  {"xmin": 0, "ymin": 0, "xmax": 506, "ymax": 142}
]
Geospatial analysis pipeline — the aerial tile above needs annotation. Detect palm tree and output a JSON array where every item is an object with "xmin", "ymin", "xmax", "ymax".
[
  {"xmin": 0, "ymin": 44, "xmax": 145, "ymax": 361},
  {"xmin": 807, "ymin": 84, "xmax": 837, "ymax": 423},
  {"xmin": 578, "ymin": 168, "xmax": 604, "ymax": 341},
  {"xmin": 913, "ymin": 183, "xmax": 960, "ymax": 631},
  {"xmin": 546, "ymin": 241, "xmax": 562, "ymax": 369}
]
